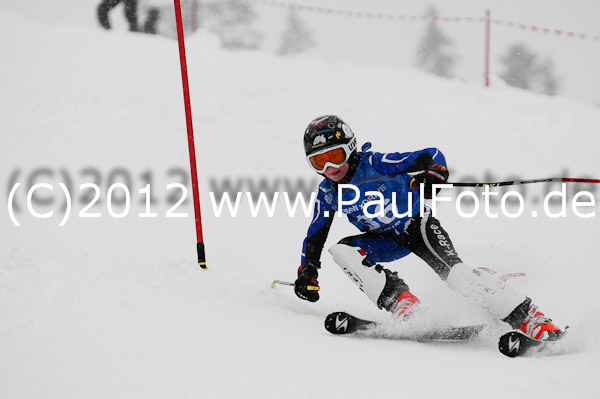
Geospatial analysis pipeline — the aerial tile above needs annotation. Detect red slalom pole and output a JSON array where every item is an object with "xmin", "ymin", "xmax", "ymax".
[
  {"xmin": 484, "ymin": 9, "xmax": 491, "ymax": 87},
  {"xmin": 174, "ymin": 0, "xmax": 206, "ymax": 269}
]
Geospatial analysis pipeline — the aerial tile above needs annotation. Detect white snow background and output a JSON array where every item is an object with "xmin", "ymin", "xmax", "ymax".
[{"xmin": 1, "ymin": 6, "xmax": 600, "ymax": 399}]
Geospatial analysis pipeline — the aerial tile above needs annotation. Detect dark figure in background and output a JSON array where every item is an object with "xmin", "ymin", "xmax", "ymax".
[
  {"xmin": 143, "ymin": 8, "xmax": 161, "ymax": 35},
  {"xmin": 97, "ymin": 0, "xmax": 139, "ymax": 32}
]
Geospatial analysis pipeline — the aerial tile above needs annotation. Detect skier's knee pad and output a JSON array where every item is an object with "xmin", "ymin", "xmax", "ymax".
[
  {"xmin": 328, "ymin": 244, "xmax": 386, "ymax": 305},
  {"xmin": 328, "ymin": 244, "xmax": 408, "ymax": 308},
  {"xmin": 446, "ymin": 263, "xmax": 527, "ymax": 319}
]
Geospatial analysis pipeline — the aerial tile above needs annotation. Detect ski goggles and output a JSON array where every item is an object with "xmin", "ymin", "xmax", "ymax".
[{"xmin": 306, "ymin": 141, "xmax": 356, "ymax": 173}]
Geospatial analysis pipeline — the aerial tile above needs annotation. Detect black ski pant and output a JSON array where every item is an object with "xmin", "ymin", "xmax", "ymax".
[
  {"xmin": 97, "ymin": 0, "xmax": 138, "ymax": 32},
  {"xmin": 338, "ymin": 209, "xmax": 462, "ymax": 281}
]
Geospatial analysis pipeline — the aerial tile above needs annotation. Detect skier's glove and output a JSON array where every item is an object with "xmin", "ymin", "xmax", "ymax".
[
  {"xmin": 294, "ymin": 265, "xmax": 320, "ymax": 302},
  {"xmin": 409, "ymin": 164, "xmax": 449, "ymax": 199}
]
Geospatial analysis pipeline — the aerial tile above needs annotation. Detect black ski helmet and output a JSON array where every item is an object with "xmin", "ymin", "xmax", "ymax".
[{"xmin": 303, "ymin": 115, "xmax": 357, "ymax": 158}]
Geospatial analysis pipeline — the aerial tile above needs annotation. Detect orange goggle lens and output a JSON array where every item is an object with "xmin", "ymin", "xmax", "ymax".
[{"xmin": 308, "ymin": 147, "xmax": 347, "ymax": 171}]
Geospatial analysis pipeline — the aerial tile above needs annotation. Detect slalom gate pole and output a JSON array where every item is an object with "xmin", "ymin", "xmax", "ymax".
[
  {"xmin": 191, "ymin": 0, "xmax": 198, "ymax": 32},
  {"xmin": 174, "ymin": 0, "xmax": 206, "ymax": 269},
  {"xmin": 446, "ymin": 177, "xmax": 600, "ymax": 187},
  {"xmin": 484, "ymin": 9, "xmax": 491, "ymax": 87}
]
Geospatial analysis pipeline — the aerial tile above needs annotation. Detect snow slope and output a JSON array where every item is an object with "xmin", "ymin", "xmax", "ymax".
[{"xmin": 1, "ymin": 10, "xmax": 600, "ymax": 399}]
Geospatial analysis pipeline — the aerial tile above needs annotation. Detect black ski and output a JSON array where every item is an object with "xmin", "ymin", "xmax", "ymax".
[
  {"xmin": 498, "ymin": 330, "xmax": 566, "ymax": 357},
  {"xmin": 324, "ymin": 311, "xmax": 484, "ymax": 341},
  {"xmin": 325, "ymin": 311, "xmax": 377, "ymax": 335}
]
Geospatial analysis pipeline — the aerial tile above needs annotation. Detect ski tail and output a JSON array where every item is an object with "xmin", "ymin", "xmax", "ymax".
[
  {"xmin": 416, "ymin": 324, "xmax": 484, "ymax": 341},
  {"xmin": 325, "ymin": 312, "xmax": 484, "ymax": 341}
]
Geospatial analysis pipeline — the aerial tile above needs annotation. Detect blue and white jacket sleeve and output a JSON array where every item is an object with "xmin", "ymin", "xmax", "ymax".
[
  {"xmin": 368, "ymin": 148, "xmax": 447, "ymax": 176},
  {"xmin": 301, "ymin": 184, "xmax": 335, "ymax": 269}
]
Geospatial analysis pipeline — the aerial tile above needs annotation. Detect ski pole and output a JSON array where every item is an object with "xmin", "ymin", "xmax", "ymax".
[
  {"xmin": 446, "ymin": 177, "xmax": 600, "ymax": 187},
  {"xmin": 270, "ymin": 279, "xmax": 319, "ymax": 294},
  {"xmin": 270, "ymin": 280, "xmax": 294, "ymax": 288}
]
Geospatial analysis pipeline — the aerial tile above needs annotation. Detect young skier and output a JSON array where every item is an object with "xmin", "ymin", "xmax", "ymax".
[{"xmin": 294, "ymin": 115, "xmax": 564, "ymax": 341}]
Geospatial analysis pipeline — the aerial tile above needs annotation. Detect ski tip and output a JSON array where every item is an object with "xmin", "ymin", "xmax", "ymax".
[
  {"xmin": 324, "ymin": 312, "xmax": 352, "ymax": 335},
  {"xmin": 499, "ymin": 328, "xmax": 569, "ymax": 358},
  {"xmin": 498, "ymin": 331, "xmax": 523, "ymax": 358},
  {"xmin": 498, "ymin": 331, "xmax": 541, "ymax": 358}
]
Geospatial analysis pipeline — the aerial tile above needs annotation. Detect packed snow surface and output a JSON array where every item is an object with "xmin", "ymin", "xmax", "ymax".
[{"xmin": 1, "ymin": 10, "xmax": 600, "ymax": 399}]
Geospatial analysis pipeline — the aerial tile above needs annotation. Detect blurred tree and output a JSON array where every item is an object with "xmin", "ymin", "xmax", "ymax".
[
  {"xmin": 499, "ymin": 44, "xmax": 538, "ymax": 90},
  {"xmin": 537, "ymin": 58, "xmax": 560, "ymax": 96},
  {"xmin": 202, "ymin": 0, "xmax": 262, "ymax": 49},
  {"xmin": 500, "ymin": 44, "xmax": 559, "ymax": 95},
  {"xmin": 415, "ymin": 6, "xmax": 457, "ymax": 78},
  {"xmin": 278, "ymin": 10, "xmax": 315, "ymax": 56}
]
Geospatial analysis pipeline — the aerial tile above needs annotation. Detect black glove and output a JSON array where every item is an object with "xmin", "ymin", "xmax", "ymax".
[
  {"xmin": 409, "ymin": 164, "xmax": 449, "ymax": 199},
  {"xmin": 294, "ymin": 265, "xmax": 320, "ymax": 302}
]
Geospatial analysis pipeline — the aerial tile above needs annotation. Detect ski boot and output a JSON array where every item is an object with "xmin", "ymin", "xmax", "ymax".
[
  {"xmin": 391, "ymin": 290, "xmax": 421, "ymax": 320},
  {"xmin": 519, "ymin": 304, "xmax": 565, "ymax": 341}
]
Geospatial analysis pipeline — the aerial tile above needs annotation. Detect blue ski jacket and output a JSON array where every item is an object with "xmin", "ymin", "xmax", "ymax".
[{"xmin": 301, "ymin": 145, "xmax": 447, "ymax": 268}]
